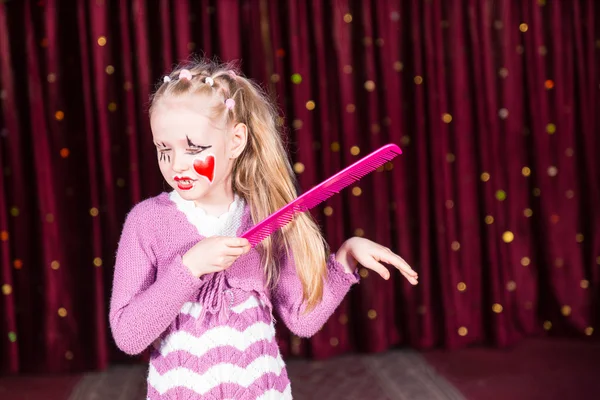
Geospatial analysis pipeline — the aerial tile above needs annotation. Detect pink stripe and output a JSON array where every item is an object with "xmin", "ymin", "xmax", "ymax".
[
  {"xmin": 176, "ymin": 303, "xmax": 272, "ymax": 331},
  {"xmin": 150, "ymin": 339, "xmax": 281, "ymax": 375},
  {"xmin": 147, "ymin": 373, "xmax": 291, "ymax": 400}
]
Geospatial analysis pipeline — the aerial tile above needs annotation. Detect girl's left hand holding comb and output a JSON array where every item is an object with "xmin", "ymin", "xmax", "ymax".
[{"xmin": 335, "ymin": 237, "xmax": 418, "ymax": 285}]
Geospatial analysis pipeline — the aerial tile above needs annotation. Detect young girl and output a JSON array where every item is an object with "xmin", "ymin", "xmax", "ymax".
[{"xmin": 109, "ymin": 58, "xmax": 418, "ymax": 400}]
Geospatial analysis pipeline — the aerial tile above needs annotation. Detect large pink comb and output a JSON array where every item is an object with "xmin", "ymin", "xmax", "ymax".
[{"xmin": 240, "ymin": 143, "xmax": 402, "ymax": 247}]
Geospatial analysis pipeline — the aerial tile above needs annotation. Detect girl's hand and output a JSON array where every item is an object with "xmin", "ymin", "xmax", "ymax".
[
  {"xmin": 335, "ymin": 237, "xmax": 418, "ymax": 285},
  {"xmin": 182, "ymin": 236, "xmax": 251, "ymax": 278}
]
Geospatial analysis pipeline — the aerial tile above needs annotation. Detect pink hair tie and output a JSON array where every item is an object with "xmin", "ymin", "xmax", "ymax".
[
  {"xmin": 225, "ymin": 98, "xmax": 235, "ymax": 110},
  {"xmin": 178, "ymin": 69, "xmax": 193, "ymax": 81}
]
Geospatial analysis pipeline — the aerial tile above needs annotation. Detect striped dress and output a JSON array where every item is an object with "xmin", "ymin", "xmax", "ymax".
[{"xmin": 109, "ymin": 191, "xmax": 359, "ymax": 399}]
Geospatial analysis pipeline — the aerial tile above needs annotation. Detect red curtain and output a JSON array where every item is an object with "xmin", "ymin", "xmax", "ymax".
[{"xmin": 0, "ymin": 0, "xmax": 598, "ymax": 374}]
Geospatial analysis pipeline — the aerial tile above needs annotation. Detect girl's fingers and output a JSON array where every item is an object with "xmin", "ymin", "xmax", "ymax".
[
  {"xmin": 376, "ymin": 248, "xmax": 418, "ymax": 285},
  {"xmin": 358, "ymin": 257, "xmax": 391, "ymax": 280},
  {"xmin": 399, "ymin": 270, "xmax": 419, "ymax": 285},
  {"xmin": 223, "ymin": 237, "xmax": 251, "ymax": 256},
  {"xmin": 225, "ymin": 245, "xmax": 249, "ymax": 256},
  {"xmin": 223, "ymin": 255, "xmax": 239, "ymax": 266},
  {"xmin": 225, "ymin": 237, "xmax": 250, "ymax": 248},
  {"xmin": 378, "ymin": 249, "xmax": 418, "ymax": 277}
]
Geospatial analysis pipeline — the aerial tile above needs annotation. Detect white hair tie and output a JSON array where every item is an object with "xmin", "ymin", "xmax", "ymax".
[{"xmin": 205, "ymin": 77, "xmax": 214, "ymax": 87}]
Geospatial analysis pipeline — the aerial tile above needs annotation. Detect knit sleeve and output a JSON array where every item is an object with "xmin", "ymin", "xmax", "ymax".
[
  {"xmin": 109, "ymin": 202, "xmax": 206, "ymax": 355},
  {"xmin": 271, "ymin": 251, "xmax": 359, "ymax": 338}
]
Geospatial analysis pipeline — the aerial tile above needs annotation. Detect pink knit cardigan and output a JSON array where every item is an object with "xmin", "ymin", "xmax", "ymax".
[{"xmin": 109, "ymin": 192, "xmax": 359, "ymax": 399}]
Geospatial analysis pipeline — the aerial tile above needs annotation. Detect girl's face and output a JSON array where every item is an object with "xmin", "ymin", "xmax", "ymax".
[{"xmin": 150, "ymin": 94, "xmax": 245, "ymax": 205}]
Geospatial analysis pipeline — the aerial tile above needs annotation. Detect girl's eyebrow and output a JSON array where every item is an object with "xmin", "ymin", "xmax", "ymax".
[{"xmin": 154, "ymin": 142, "xmax": 168, "ymax": 148}]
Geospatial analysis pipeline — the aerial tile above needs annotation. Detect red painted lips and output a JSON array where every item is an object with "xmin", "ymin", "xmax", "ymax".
[{"xmin": 174, "ymin": 176, "xmax": 194, "ymax": 190}]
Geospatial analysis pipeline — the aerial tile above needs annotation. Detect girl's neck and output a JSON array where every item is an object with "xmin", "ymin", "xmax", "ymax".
[
  {"xmin": 191, "ymin": 169, "xmax": 237, "ymax": 217},
  {"xmin": 193, "ymin": 188, "xmax": 236, "ymax": 217}
]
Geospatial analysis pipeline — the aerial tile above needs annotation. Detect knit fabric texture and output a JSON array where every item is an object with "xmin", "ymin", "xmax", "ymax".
[{"xmin": 109, "ymin": 191, "xmax": 359, "ymax": 399}]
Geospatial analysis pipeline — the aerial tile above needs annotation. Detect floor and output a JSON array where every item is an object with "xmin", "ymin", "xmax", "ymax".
[
  {"xmin": 423, "ymin": 337, "xmax": 600, "ymax": 400},
  {"xmin": 67, "ymin": 349, "xmax": 461, "ymax": 400},
  {"xmin": 1, "ymin": 338, "xmax": 598, "ymax": 400}
]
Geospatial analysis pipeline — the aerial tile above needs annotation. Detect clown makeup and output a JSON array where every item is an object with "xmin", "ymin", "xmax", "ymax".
[
  {"xmin": 185, "ymin": 136, "xmax": 211, "ymax": 153},
  {"xmin": 149, "ymin": 93, "xmax": 244, "ymax": 212},
  {"xmin": 184, "ymin": 136, "xmax": 214, "ymax": 184},
  {"xmin": 193, "ymin": 152, "xmax": 216, "ymax": 183},
  {"xmin": 156, "ymin": 142, "xmax": 171, "ymax": 163}
]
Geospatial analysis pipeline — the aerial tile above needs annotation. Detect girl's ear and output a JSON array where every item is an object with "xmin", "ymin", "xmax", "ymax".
[{"xmin": 230, "ymin": 123, "xmax": 248, "ymax": 159}]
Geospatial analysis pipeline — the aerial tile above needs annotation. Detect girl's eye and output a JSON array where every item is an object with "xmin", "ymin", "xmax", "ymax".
[{"xmin": 187, "ymin": 145, "xmax": 212, "ymax": 154}]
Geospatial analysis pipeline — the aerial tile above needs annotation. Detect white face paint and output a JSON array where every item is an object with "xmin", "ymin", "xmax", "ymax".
[{"xmin": 150, "ymin": 94, "xmax": 234, "ymax": 206}]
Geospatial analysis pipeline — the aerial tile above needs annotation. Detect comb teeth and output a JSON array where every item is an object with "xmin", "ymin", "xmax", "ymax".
[{"xmin": 241, "ymin": 144, "xmax": 402, "ymax": 247}]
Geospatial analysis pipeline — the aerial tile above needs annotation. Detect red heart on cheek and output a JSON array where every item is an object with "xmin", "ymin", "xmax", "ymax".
[{"xmin": 193, "ymin": 155, "xmax": 215, "ymax": 183}]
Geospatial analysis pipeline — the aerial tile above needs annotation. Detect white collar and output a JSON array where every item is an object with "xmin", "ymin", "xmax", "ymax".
[{"xmin": 169, "ymin": 191, "xmax": 245, "ymax": 237}]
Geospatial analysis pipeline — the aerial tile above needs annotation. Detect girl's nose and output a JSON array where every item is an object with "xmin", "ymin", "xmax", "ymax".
[{"xmin": 171, "ymin": 152, "xmax": 189, "ymax": 173}]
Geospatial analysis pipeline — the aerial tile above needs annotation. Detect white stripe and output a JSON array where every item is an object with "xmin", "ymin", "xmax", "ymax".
[
  {"xmin": 256, "ymin": 384, "xmax": 293, "ymax": 400},
  {"xmin": 179, "ymin": 301, "xmax": 203, "ymax": 318},
  {"xmin": 231, "ymin": 295, "xmax": 262, "ymax": 313},
  {"xmin": 147, "ymin": 355, "xmax": 285, "ymax": 396},
  {"xmin": 179, "ymin": 296, "xmax": 263, "ymax": 319},
  {"xmin": 158, "ymin": 321, "xmax": 275, "ymax": 357}
]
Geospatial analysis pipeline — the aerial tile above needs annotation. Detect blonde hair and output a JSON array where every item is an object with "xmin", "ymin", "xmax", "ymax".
[{"xmin": 150, "ymin": 58, "xmax": 328, "ymax": 311}]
